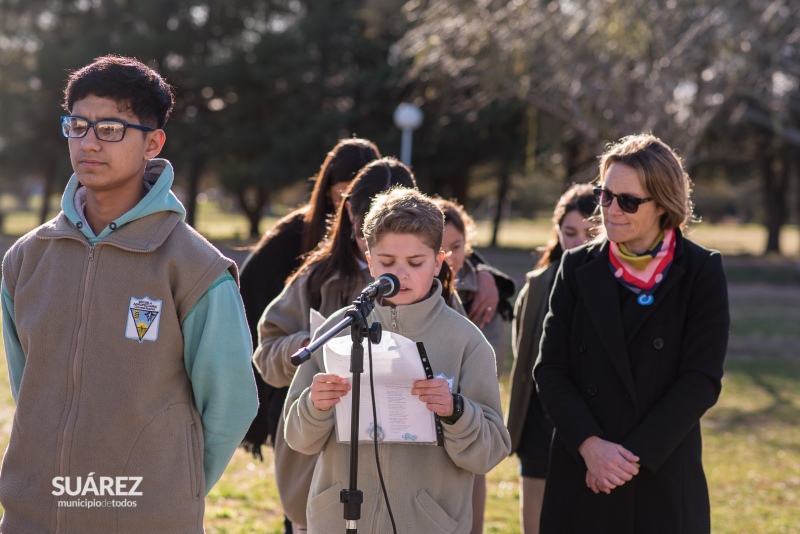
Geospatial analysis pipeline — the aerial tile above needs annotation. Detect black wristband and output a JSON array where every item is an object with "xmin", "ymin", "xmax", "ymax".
[{"xmin": 439, "ymin": 393, "xmax": 464, "ymax": 425}]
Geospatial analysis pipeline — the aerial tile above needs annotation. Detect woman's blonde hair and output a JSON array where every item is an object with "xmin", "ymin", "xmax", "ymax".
[{"xmin": 599, "ymin": 133, "xmax": 694, "ymax": 231}]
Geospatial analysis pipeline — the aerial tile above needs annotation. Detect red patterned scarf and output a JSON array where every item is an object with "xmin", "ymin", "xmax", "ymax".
[{"xmin": 608, "ymin": 229, "xmax": 676, "ymax": 305}]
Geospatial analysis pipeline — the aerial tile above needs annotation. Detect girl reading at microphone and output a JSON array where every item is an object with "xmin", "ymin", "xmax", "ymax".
[
  {"xmin": 283, "ymin": 188, "xmax": 511, "ymax": 533},
  {"xmin": 253, "ymin": 157, "xmax": 416, "ymax": 532}
]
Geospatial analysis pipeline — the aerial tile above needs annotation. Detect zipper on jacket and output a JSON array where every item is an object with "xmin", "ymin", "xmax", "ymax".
[
  {"xmin": 390, "ymin": 307, "xmax": 397, "ymax": 330},
  {"xmin": 56, "ymin": 243, "xmax": 95, "ymax": 534}
]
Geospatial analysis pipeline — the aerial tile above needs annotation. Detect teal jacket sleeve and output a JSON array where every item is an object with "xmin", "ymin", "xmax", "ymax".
[
  {"xmin": 2, "ymin": 280, "xmax": 25, "ymax": 405},
  {"xmin": 182, "ymin": 272, "xmax": 258, "ymax": 495}
]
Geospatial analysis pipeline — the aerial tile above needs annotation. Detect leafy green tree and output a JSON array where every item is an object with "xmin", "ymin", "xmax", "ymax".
[
  {"xmin": 0, "ymin": 0, "xmax": 295, "ymax": 228},
  {"xmin": 212, "ymin": 0, "xmax": 412, "ymax": 236}
]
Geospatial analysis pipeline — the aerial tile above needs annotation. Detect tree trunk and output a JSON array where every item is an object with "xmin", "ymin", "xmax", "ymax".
[
  {"xmin": 447, "ymin": 171, "xmax": 469, "ymax": 207},
  {"xmin": 792, "ymin": 148, "xmax": 800, "ymax": 267},
  {"xmin": 796, "ymin": 143, "xmax": 800, "ymax": 227},
  {"xmin": 184, "ymin": 151, "xmax": 205, "ymax": 229},
  {"xmin": 490, "ymin": 158, "xmax": 511, "ymax": 247},
  {"xmin": 563, "ymin": 136, "xmax": 588, "ymax": 184},
  {"xmin": 245, "ymin": 207, "xmax": 262, "ymax": 239},
  {"xmin": 237, "ymin": 188, "xmax": 269, "ymax": 238},
  {"xmin": 762, "ymin": 137, "xmax": 789, "ymax": 254},
  {"xmin": 39, "ymin": 154, "xmax": 58, "ymax": 225}
]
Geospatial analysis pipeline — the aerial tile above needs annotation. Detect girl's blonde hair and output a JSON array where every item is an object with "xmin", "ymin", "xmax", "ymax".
[
  {"xmin": 362, "ymin": 187, "xmax": 455, "ymax": 304},
  {"xmin": 363, "ymin": 188, "xmax": 445, "ymax": 252}
]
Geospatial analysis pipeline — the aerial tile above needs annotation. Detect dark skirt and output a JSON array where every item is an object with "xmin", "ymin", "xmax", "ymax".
[{"xmin": 516, "ymin": 390, "xmax": 554, "ymax": 479}]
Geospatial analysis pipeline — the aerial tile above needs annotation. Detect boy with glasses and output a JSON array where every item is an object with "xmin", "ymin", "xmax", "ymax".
[{"xmin": 0, "ymin": 55, "xmax": 258, "ymax": 532}]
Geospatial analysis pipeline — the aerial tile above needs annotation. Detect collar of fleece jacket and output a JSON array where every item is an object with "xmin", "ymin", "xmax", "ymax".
[{"xmin": 371, "ymin": 278, "xmax": 447, "ymax": 335}]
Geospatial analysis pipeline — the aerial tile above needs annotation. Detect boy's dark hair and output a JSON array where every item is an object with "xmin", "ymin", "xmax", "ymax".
[{"xmin": 63, "ymin": 55, "xmax": 175, "ymax": 128}]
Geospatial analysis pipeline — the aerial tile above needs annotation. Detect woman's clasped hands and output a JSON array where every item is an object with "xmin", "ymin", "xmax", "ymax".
[{"xmin": 578, "ymin": 436, "xmax": 640, "ymax": 495}]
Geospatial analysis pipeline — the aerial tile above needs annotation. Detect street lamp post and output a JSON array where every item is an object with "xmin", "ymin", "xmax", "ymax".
[{"xmin": 393, "ymin": 103, "xmax": 423, "ymax": 166}]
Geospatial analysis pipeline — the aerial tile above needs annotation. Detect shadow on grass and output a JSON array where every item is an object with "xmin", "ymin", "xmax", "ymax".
[
  {"xmin": 724, "ymin": 262, "xmax": 800, "ymax": 285},
  {"xmin": 706, "ymin": 358, "xmax": 800, "ymax": 440}
]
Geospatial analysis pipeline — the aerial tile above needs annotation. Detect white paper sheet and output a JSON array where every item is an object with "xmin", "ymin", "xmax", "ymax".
[
  {"xmin": 323, "ymin": 331, "xmax": 437, "ymax": 445},
  {"xmin": 310, "ymin": 308, "xmax": 326, "ymax": 337}
]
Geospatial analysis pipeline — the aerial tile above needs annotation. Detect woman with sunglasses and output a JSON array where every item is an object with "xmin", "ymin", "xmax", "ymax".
[{"xmin": 533, "ymin": 134, "xmax": 729, "ymax": 533}]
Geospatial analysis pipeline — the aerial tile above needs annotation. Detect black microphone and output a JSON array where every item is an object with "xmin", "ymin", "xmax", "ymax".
[{"xmin": 360, "ymin": 273, "xmax": 400, "ymax": 300}]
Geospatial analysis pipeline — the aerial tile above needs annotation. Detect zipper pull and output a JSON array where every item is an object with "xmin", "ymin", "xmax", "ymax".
[{"xmin": 88, "ymin": 244, "xmax": 95, "ymax": 261}]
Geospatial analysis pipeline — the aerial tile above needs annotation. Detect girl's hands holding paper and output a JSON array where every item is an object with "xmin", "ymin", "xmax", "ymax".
[
  {"xmin": 412, "ymin": 378, "xmax": 455, "ymax": 417},
  {"xmin": 310, "ymin": 373, "xmax": 351, "ymax": 410}
]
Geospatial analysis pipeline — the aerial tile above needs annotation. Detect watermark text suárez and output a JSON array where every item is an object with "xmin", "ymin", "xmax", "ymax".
[{"xmin": 52, "ymin": 473, "xmax": 143, "ymax": 497}]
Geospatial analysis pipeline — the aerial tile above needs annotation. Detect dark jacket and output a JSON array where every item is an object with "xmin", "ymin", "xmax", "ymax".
[
  {"xmin": 533, "ymin": 231, "xmax": 729, "ymax": 534},
  {"xmin": 239, "ymin": 209, "xmax": 307, "ymax": 458},
  {"xmin": 467, "ymin": 250, "xmax": 516, "ymax": 321}
]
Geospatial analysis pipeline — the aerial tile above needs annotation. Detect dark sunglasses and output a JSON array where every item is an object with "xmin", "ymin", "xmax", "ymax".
[{"xmin": 593, "ymin": 187, "xmax": 653, "ymax": 214}]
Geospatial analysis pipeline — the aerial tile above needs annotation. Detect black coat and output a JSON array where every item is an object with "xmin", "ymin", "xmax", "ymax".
[{"xmin": 533, "ymin": 232, "xmax": 729, "ymax": 534}]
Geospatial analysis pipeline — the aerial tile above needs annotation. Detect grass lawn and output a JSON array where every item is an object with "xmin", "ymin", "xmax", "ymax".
[{"xmin": 0, "ymin": 211, "xmax": 798, "ymax": 532}]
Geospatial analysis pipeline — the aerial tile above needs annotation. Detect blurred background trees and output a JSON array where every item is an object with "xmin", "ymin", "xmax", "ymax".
[{"xmin": 0, "ymin": 0, "xmax": 798, "ymax": 250}]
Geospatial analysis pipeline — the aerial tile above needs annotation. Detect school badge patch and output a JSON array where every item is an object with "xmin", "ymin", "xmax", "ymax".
[{"xmin": 125, "ymin": 296, "xmax": 163, "ymax": 343}]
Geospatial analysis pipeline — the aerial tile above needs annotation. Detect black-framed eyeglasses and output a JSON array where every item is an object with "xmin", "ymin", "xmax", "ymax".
[
  {"xmin": 60, "ymin": 116, "xmax": 155, "ymax": 143},
  {"xmin": 593, "ymin": 187, "xmax": 653, "ymax": 214}
]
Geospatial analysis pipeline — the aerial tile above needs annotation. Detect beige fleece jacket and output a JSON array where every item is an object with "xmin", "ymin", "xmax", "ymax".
[
  {"xmin": 284, "ymin": 280, "xmax": 511, "ymax": 533},
  {"xmin": 0, "ymin": 211, "xmax": 233, "ymax": 533}
]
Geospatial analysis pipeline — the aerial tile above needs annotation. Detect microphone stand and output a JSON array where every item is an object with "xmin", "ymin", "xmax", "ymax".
[{"xmin": 290, "ymin": 294, "xmax": 383, "ymax": 534}]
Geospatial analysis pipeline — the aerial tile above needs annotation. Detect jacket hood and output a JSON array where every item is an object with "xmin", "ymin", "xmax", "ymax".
[{"xmin": 61, "ymin": 158, "xmax": 185, "ymax": 242}]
